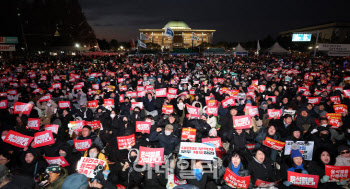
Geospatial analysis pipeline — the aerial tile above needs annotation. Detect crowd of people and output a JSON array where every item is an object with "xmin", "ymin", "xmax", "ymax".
[{"xmin": 0, "ymin": 54, "xmax": 349, "ymax": 189}]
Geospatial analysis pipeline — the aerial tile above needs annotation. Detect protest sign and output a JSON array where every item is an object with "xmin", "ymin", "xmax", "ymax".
[
  {"xmin": 179, "ymin": 142, "xmax": 216, "ymax": 160},
  {"xmin": 14, "ymin": 102, "xmax": 33, "ymax": 115},
  {"xmin": 117, "ymin": 134, "xmax": 136, "ymax": 150},
  {"xmin": 84, "ymin": 120, "xmax": 101, "ymax": 130},
  {"xmin": 27, "ymin": 118, "xmax": 40, "ymax": 130},
  {"xmin": 202, "ymin": 137, "xmax": 222, "ymax": 148},
  {"xmin": 233, "ymin": 115, "xmax": 252, "ymax": 129},
  {"xmin": 131, "ymin": 102, "xmax": 143, "ymax": 110},
  {"xmin": 265, "ymin": 96, "xmax": 277, "ymax": 104},
  {"xmin": 307, "ymin": 97, "xmax": 321, "ymax": 104},
  {"xmin": 135, "ymin": 121, "xmax": 151, "ymax": 134},
  {"xmin": 87, "ymin": 100, "xmax": 98, "ymax": 108},
  {"xmin": 333, "ymin": 104, "xmax": 348, "ymax": 114},
  {"xmin": 262, "ymin": 137, "xmax": 285, "ymax": 151},
  {"xmin": 326, "ymin": 113, "xmax": 342, "ymax": 128},
  {"xmin": 77, "ymin": 157, "xmax": 106, "ymax": 178},
  {"xmin": 0, "ymin": 100, "xmax": 7, "ymax": 109},
  {"xmin": 283, "ymin": 110, "xmax": 296, "ymax": 119},
  {"xmin": 284, "ymin": 141, "xmax": 314, "ymax": 160},
  {"xmin": 44, "ymin": 124, "xmax": 59, "ymax": 134},
  {"xmin": 221, "ymin": 97, "xmax": 236, "ymax": 108},
  {"xmin": 254, "ymin": 179, "xmax": 281, "ymax": 188},
  {"xmin": 181, "ymin": 128, "xmax": 196, "ymax": 142},
  {"xmin": 43, "ymin": 156, "xmax": 69, "ymax": 167},
  {"xmin": 3, "ymin": 130, "xmax": 33, "ymax": 148},
  {"xmin": 325, "ymin": 165, "xmax": 350, "ymax": 182},
  {"xmin": 287, "ymin": 171, "xmax": 319, "ymax": 188},
  {"xmin": 246, "ymin": 106, "xmax": 259, "ymax": 116},
  {"xmin": 330, "ymin": 96, "xmax": 341, "ymax": 104},
  {"xmin": 168, "ymin": 88, "xmax": 177, "ymax": 94},
  {"xmin": 162, "ymin": 105, "xmax": 173, "ymax": 114},
  {"xmin": 206, "ymin": 106, "xmax": 218, "ymax": 116},
  {"xmin": 39, "ymin": 94, "xmax": 52, "ymax": 102},
  {"xmin": 155, "ymin": 88, "xmax": 167, "ymax": 97},
  {"xmin": 68, "ymin": 120, "xmax": 85, "ymax": 132},
  {"xmin": 103, "ymin": 99, "xmax": 114, "ymax": 107},
  {"xmin": 58, "ymin": 101, "xmax": 71, "ymax": 109},
  {"xmin": 186, "ymin": 104, "xmax": 199, "ymax": 117},
  {"xmin": 74, "ymin": 139, "xmax": 92, "ymax": 151},
  {"xmin": 223, "ymin": 168, "xmax": 251, "ymax": 188},
  {"xmin": 138, "ymin": 146, "xmax": 164, "ymax": 166},
  {"xmin": 267, "ymin": 109, "xmax": 282, "ymax": 119},
  {"xmin": 33, "ymin": 131, "xmax": 55, "ymax": 148}
]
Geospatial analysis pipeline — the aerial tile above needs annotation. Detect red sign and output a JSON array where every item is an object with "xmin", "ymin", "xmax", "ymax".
[
  {"xmin": 168, "ymin": 88, "xmax": 177, "ymax": 94},
  {"xmin": 131, "ymin": 102, "xmax": 143, "ymax": 110},
  {"xmin": 45, "ymin": 124, "xmax": 59, "ymax": 134},
  {"xmin": 146, "ymin": 85, "xmax": 154, "ymax": 91},
  {"xmin": 84, "ymin": 121, "xmax": 101, "ymax": 130},
  {"xmin": 58, "ymin": 101, "xmax": 71, "ymax": 109},
  {"xmin": 307, "ymin": 97, "xmax": 321, "ymax": 104},
  {"xmin": 117, "ymin": 134, "xmax": 136, "ymax": 150},
  {"xmin": 259, "ymin": 85, "xmax": 266, "ymax": 93},
  {"xmin": 0, "ymin": 100, "xmax": 7, "ymax": 109},
  {"xmin": 52, "ymin": 83, "xmax": 61, "ymax": 89},
  {"xmin": 138, "ymin": 146, "xmax": 164, "ymax": 166},
  {"xmin": 333, "ymin": 104, "xmax": 348, "ymax": 114},
  {"xmin": 14, "ymin": 102, "xmax": 33, "ymax": 115},
  {"xmin": 262, "ymin": 137, "xmax": 285, "ymax": 151},
  {"xmin": 119, "ymin": 94, "xmax": 124, "ymax": 103},
  {"xmin": 39, "ymin": 94, "xmax": 52, "ymax": 102},
  {"xmin": 155, "ymin": 88, "xmax": 167, "ymax": 97},
  {"xmin": 53, "ymin": 75, "xmax": 60, "ymax": 81},
  {"xmin": 246, "ymin": 106, "xmax": 259, "ymax": 116},
  {"xmin": 189, "ymin": 89, "xmax": 196, "ymax": 95},
  {"xmin": 87, "ymin": 100, "xmax": 98, "ymax": 108},
  {"xmin": 33, "ymin": 131, "xmax": 55, "ymax": 148},
  {"xmin": 8, "ymin": 89, "xmax": 17, "ymax": 95},
  {"xmin": 162, "ymin": 105, "xmax": 173, "ymax": 114},
  {"xmin": 181, "ymin": 128, "xmax": 196, "ymax": 142},
  {"xmin": 287, "ymin": 171, "xmax": 319, "ymax": 188},
  {"xmin": 103, "ymin": 99, "xmax": 114, "ymax": 107},
  {"xmin": 74, "ymin": 139, "xmax": 92, "ymax": 151},
  {"xmin": 119, "ymin": 85, "xmax": 127, "ymax": 91},
  {"xmin": 69, "ymin": 121, "xmax": 85, "ymax": 131},
  {"xmin": 43, "ymin": 156, "xmax": 69, "ymax": 167},
  {"xmin": 0, "ymin": 92, "xmax": 7, "ymax": 98},
  {"xmin": 330, "ymin": 96, "xmax": 341, "ymax": 104},
  {"xmin": 92, "ymin": 84, "xmax": 99, "ymax": 90},
  {"xmin": 233, "ymin": 115, "xmax": 252, "ymax": 129},
  {"xmin": 135, "ymin": 121, "xmax": 151, "ymax": 134},
  {"xmin": 3, "ymin": 130, "xmax": 33, "ymax": 148},
  {"xmin": 206, "ymin": 106, "xmax": 218, "ymax": 116},
  {"xmin": 186, "ymin": 104, "xmax": 200, "ymax": 117},
  {"xmin": 206, "ymin": 100, "xmax": 217, "ymax": 106},
  {"xmin": 267, "ymin": 109, "xmax": 282, "ymax": 119},
  {"xmin": 326, "ymin": 113, "xmax": 342, "ymax": 128},
  {"xmin": 255, "ymin": 179, "xmax": 281, "ymax": 188},
  {"xmin": 325, "ymin": 165, "xmax": 350, "ymax": 182},
  {"xmin": 343, "ymin": 90, "xmax": 350, "ymax": 98},
  {"xmin": 265, "ymin": 96, "xmax": 277, "ymax": 104},
  {"xmin": 27, "ymin": 118, "xmax": 40, "ymax": 130},
  {"xmin": 223, "ymin": 168, "xmax": 251, "ymax": 188},
  {"xmin": 202, "ymin": 138, "xmax": 222, "ymax": 148},
  {"xmin": 221, "ymin": 97, "xmax": 236, "ymax": 108}
]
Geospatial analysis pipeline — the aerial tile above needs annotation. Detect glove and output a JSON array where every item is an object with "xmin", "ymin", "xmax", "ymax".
[
  {"xmin": 320, "ymin": 175, "xmax": 329, "ymax": 183},
  {"xmin": 283, "ymin": 181, "xmax": 292, "ymax": 187},
  {"xmin": 310, "ymin": 129, "xmax": 318, "ymax": 134},
  {"xmin": 254, "ymin": 115, "xmax": 259, "ymax": 121},
  {"xmin": 301, "ymin": 170, "xmax": 308, "ymax": 174},
  {"xmin": 337, "ymin": 180, "xmax": 347, "ymax": 185}
]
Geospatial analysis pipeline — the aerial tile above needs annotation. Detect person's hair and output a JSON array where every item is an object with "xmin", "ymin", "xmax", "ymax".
[
  {"xmin": 0, "ymin": 152, "xmax": 12, "ymax": 161},
  {"xmin": 251, "ymin": 148, "xmax": 265, "ymax": 157},
  {"xmin": 223, "ymin": 151, "xmax": 247, "ymax": 168},
  {"xmin": 82, "ymin": 125, "xmax": 92, "ymax": 131},
  {"xmin": 283, "ymin": 114, "xmax": 292, "ymax": 119},
  {"xmin": 87, "ymin": 143, "xmax": 101, "ymax": 155}
]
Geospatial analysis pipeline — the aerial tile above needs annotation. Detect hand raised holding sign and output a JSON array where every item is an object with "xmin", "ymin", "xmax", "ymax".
[{"xmin": 156, "ymin": 128, "xmax": 162, "ymax": 132}]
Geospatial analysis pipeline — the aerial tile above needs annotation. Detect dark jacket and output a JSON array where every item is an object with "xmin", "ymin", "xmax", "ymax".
[
  {"xmin": 248, "ymin": 157, "xmax": 277, "ymax": 184},
  {"xmin": 149, "ymin": 130, "xmax": 180, "ymax": 155}
]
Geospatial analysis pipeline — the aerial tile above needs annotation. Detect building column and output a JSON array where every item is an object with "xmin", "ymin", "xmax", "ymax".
[
  {"xmin": 182, "ymin": 32, "xmax": 184, "ymax": 47},
  {"xmin": 151, "ymin": 32, "xmax": 154, "ymax": 43},
  {"xmin": 202, "ymin": 32, "xmax": 204, "ymax": 43},
  {"xmin": 162, "ymin": 32, "xmax": 164, "ymax": 46}
]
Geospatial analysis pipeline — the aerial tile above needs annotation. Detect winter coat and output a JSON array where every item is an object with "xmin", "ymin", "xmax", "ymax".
[
  {"xmin": 149, "ymin": 130, "xmax": 180, "ymax": 155},
  {"xmin": 46, "ymin": 168, "xmax": 69, "ymax": 189},
  {"xmin": 248, "ymin": 157, "xmax": 277, "ymax": 184}
]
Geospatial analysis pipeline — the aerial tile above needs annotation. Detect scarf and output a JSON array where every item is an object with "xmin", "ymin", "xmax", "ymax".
[
  {"xmin": 287, "ymin": 163, "xmax": 305, "ymax": 172},
  {"xmin": 230, "ymin": 162, "xmax": 241, "ymax": 176}
]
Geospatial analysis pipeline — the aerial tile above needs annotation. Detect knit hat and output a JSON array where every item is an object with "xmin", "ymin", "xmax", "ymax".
[
  {"xmin": 62, "ymin": 173, "xmax": 88, "ymax": 189},
  {"xmin": 45, "ymin": 164, "xmax": 61, "ymax": 173},
  {"xmin": 290, "ymin": 144, "xmax": 303, "ymax": 159},
  {"xmin": 338, "ymin": 145, "xmax": 350, "ymax": 154},
  {"xmin": 165, "ymin": 124, "xmax": 174, "ymax": 130}
]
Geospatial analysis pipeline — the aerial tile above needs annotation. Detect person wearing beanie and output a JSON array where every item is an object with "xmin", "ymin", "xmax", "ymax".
[
  {"xmin": 62, "ymin": 173, "xmax": 88, "ymax": 189},
  {"xmin": 335, "ymin": 145, "xmax": 350, "ymax": 166},
  {"xmin": 283, "ymin": 144, "xmax": 308, "ymax": 187}
]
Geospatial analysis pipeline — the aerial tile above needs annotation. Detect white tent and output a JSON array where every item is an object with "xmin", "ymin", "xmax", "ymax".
[
  {"xmin": 267, "ymin": 42, "xmax": 289, "ymax": 53},
  {"xmin": 233, "ymin": 43, "xmax": 247, "ymax": 53}
]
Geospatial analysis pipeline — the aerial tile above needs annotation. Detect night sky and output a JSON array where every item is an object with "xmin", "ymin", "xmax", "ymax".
[{"xmin": 80, "ymin": 0, "xmax": 350, "ymax": 43}]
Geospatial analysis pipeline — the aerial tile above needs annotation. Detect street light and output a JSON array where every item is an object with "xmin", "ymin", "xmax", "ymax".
[
  {"xmin": 75, "ymin": 43, "xmax": 80, "ymax": 48},
  {"xmin": 308, "ymin": 46, "xmax": 313, "ymax": 49}
]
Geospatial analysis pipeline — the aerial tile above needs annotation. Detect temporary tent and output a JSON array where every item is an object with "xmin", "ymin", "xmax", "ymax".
[
  {"xmin": 232, "ymin": 43, "xmax": 248, "ymax": 56},
  {"xmin": 267, "ymin": 42, "xmax": 289, "ymax": 54}
]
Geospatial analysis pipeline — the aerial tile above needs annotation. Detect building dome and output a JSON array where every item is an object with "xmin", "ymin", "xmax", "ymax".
[{"xmin": 163, "ymin": 21, "xmax": 191, "ymax": 29}]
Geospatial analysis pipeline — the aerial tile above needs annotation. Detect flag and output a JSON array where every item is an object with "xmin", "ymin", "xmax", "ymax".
[
  {"xmin": 138, "ymin": 39, "xmax": 147, "ymax": 49},
  {"xmin": 164, "ymin": 26, "xmax": 174, "ymax": 38},
  {"xmin": 140, "ymin": 33, "xmax": 150, "ymax": 40},
  {"xmin": 130, "ymin": 40, "xmax": 135, "ymax": 49},
  {"xmin": 192, "ymin": 32, "xmax": 199, "ymax": 41},
  {"xmin": 257, "ymin": 40, "xmax": 261, "ymax": 51}
]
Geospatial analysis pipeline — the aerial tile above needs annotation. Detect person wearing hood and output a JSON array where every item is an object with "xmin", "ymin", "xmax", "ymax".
[
  {"xmin": 295, "ymin": 108, "xmax": 317, "ymax": 134},
  {"xmin": 74, "ymin": 101, "xmax": 93, "ymax": 121},
  {"xmin": 219, "ymin": 107, "xmax": 238, "ymax": 142},
  {"xmin": 58, "ymin": 143, "xmax": 79, "ymax": 174},
  {"xmin": 335, "ymin": 145, "xmax": 350, "ymax": 166},
  {"xmin": 83, "ymin": 144, "xmax": 109, "ymax": 170},
  {"xmin": 120, "ymin": 97, "xmax": 131, "ymax": 117},
  {"xmin": 284, "ymin": 126, "xmax": 305, "ymax": 142},
  {"xmin": 186, "ymin": 114, "xmax": 211, "ymax": 142},
  {"xmin": 312, "ymin": 125, "xmax": 338, "ymax": 155},
  {"xmin": 77, "ymin": 126, "xmax": 104, "ymax": 153},
  {"xmin": 149, "ymin": 124, "xmax": 180, "ymax": 155},
  {"xmin": 258, "ymin": 101, "xmax": 270, "ymax": 127},
  {"xmin": 270, "ymin": 114, "xmax": 298, "ymax": 140},
  {"xmin": 41, "ymin": 133, "xmax": 72, "ymax": 158},
  {"xmin": 129, "ymin": 107, "xmax": 145, "ymax": 127},
  {"xmin": 15, "ymin": 148, "xmax": 47, "ymax": 177},
  {"xmin": 155, "ymin": 75, "xmax": 167, "ymax": 89},
  {"xmin": 117, "ymin": 148, "xmax": 144, "ymax": 188},
  {"xmin": 307, "ymin": 148, "xmax": 345, "ymax": 188},
  {"xmin": 116, "ymin": 116, "xmax": 134, "ymax": 137},
  {"xmin": 248, "ymin": 148, "xmax": 277, "ymax": 185},
  {"xmin": 143, "ymin": 93, "xmax": 157, "ymax": 117}
]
